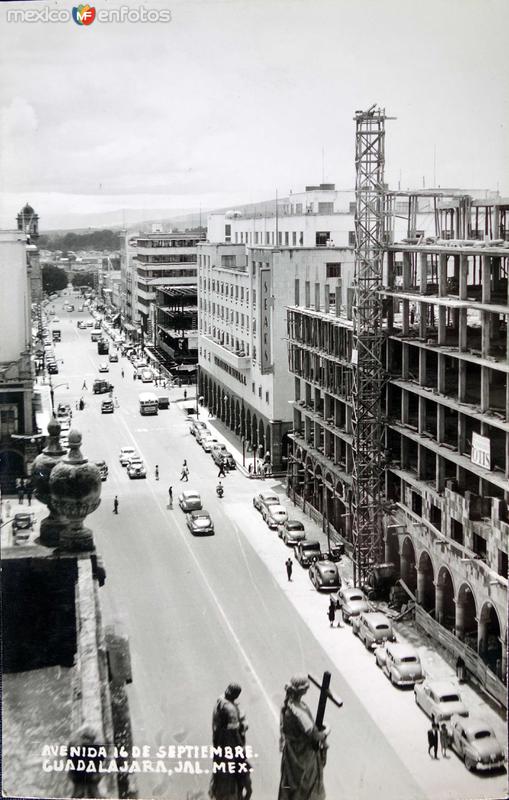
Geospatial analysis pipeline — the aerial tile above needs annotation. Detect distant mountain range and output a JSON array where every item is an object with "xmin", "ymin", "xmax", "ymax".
[{"xmin": 41, "ymin": 197, "xmax": 281, "ymax": 235}]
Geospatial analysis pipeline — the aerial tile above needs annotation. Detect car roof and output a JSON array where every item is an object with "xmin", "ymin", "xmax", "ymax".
[
  {"xmin": 260, "ymin": 492, "xmax": 278, "ymax": 500},
  {"xmin": 121, "ymin": 446, "xmax": 135, "ymax": 452},
  {"xmin": 286, "ymin": 519, "xmax": 304, "ymax": 528},
  {"xmin": 424, "ymin": 680, "xmax": 460, "ymax": 694},
  {"xmin": 269, "ymin": 504, "xmax": 287, "ymax": 512},
  {"xmin": 14, "ymin": 512, "xmax": 32, "ymax": 519},
  {"xmin": 454, "ymin": 717, "xmax": 494, "ymax": 735},
  {"xmin": 343, "ymin": 586, "xmax": 365, "ymax": 597},
  {"xmin": 386, "ymin": 642, "xmax": 418, "ymax": 657},
  {"xmin": 362, "ymin": 611, "xmax": 390, "ymax": 624},
  {"xmin": 300, "ymin": 540, "xmax": 320, "ymax": 547},
  {"xmin": 315, "ymin": 560, "xmax": 337, "ymax": 569},
  {"xmin": 191, "ymin": 509, "xmax": 210, "ymax": 516},
  {"xmin": 183, "ymin": 490, "xmax": 200, "ymax": 497}
]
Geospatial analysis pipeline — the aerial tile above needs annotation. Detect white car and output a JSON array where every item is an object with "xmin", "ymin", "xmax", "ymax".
[
  {"xmin": 375, "ymin": 642, "xmax": 424, "ymax": 686},
  {"xmin": 201, "ymin": 436, "xmax": 219, "ymax": 453},
  {"xmin": 265, "ymin": 504, "xmax": 288, "ymax": 529},
  {"xmin": 98, "ymin": 362, "xmax": 109, "ymax": 373},
  {"xmin": 414, "ymin": 680, "xmax": 469, "ymax": 722},
  {"xmin": 119, "ymin": 447, "xmax": 137, "ymax": 466}
]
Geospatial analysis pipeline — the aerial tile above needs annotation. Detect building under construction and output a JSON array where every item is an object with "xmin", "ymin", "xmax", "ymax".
[{"xmin": 286, "ymin": 108, "xmax": 508, "ymax": 706}]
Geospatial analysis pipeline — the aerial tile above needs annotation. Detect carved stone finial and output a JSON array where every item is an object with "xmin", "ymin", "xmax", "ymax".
[
  {"xmin": 49, "ymin": 429, "xmax": 102, "ymax": 552},
  {"xmin": 32, "ymin": 419, "xmax": 67, "ymax": 546}
]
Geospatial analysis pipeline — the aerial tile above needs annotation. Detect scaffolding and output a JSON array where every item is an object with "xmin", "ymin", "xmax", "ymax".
[{"xmin": 351, "ymin": 106, "xmax": 389, "ymax": 586}]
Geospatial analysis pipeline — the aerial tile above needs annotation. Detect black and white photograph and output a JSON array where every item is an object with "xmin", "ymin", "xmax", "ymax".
[{"xmin": 0, "ymin": 1, "xmax": 507, "ymax": 799}]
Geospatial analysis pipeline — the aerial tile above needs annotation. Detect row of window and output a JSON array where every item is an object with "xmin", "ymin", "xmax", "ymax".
[
  {"xmin": 137, "ymin": 269, "xmax": 197, "ymax": 280},
  {"xmin": 137, "ymin": 254, "xmax": 196, "ymax": 264},
  {"xmin": 233, "ymin": 230, "xmax": 305, "ymax": 246},
  {"xmin": 137, "ymin": 238, "xmax": 202, "ymax": 248}
]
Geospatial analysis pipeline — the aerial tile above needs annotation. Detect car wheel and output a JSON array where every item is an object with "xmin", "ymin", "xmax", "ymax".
[
  {"xmin": 464, "ymin": 755, "xmax": 476, "ymax": 772},
  {"xmin": 342, "ymin": 610, "xmax": 348, "ymax": 624},
  {"xmin": 364, "ymin": 636, "xmax": 371, "ymax": 651},
  {"xmin": 252, "ymin": 499, "xmax": 257, "ymax": 508},
  {"xmin": 390, "ymin": 671, "xmax": 396, "ymax": 686}
]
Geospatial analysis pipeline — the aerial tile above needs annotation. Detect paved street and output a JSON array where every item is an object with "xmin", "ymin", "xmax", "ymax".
[{"xmin": 43, "ymin": 299, "xmax": 506, "ymax": 800}]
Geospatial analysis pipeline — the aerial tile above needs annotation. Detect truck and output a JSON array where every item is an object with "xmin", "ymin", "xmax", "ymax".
[
  {"xmin": 52, "ymin": 329, "xmax": 61, "ymax": 342},
  {"xmin": 97, "ymin": 339, "xmax": 109, "ymax": 355}
]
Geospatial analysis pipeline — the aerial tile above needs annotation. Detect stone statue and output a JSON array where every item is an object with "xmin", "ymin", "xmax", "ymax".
[
  {"xmin": 209, "ymin": 683, "xmax": 252, "ymax": 800},
  {"xmin": 278, "ymin": 675, "xmax": 329, "ymax": 800}
]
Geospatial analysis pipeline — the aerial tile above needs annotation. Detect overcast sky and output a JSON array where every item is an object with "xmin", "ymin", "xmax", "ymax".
[{"xmin": 0, "ymin": 0, "xmax": 508, "ymax": 229}]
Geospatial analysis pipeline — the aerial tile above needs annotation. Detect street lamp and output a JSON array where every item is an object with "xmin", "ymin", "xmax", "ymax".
[
  {"xmin": 48, "ymin": 377, "xmax": 69, "ymax": 416},
  {"xmin": 223, "ymin": 394, "xmax": 228, "ymax": 425}
]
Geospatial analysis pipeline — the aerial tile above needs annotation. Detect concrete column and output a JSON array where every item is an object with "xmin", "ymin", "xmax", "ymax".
[
  {"xmin": 458, "ymin": 309, "xmax": 467, "ymax": 352},
  {"xmin": 387, "ymin": 251, "xmax": 395, "ymax": 289},
  {"xmin": 437, "ymin": 353, "xmax": 446, "ymax": 394},
  {"xmin": 419, "ymin": 302, "xmax": 427, "ymax": 339},
  {"xmin": 416, "ymin": 569, "xmax": 426, "ymax": 605},
  {"xmin": 481, "ymin": 256, "xmax": 491, "ymax": 303},
  {"xmin": 458, "ymin": 361, "xmax": 467, "ymax": 402},
  {"xmin": 458, "ymin": 412, "xmax": 466, "ymax": 456},
  {"xmin": 419, "ymin": 349, "xmax": 426, "ymax": 385},
  {"xmin": 402, "ymin": 252, "xmax": 412, "ymax": 290},
  {"xmin": 438, "ymin": 305, "xmax": 446, "ymax": 345},
  {"xmin": 501, "ymin": 632, "xmax": 507, "ymax": 677},
  {"xmin": 436, "ymin": 583, "xmax": 445, "ymax": 625},
  {"xmin": 480, "ymin": 366, "xmax": 490, "ymax": 412},
  {"xmin": 437, "ymin": 406, "xmax": 445, "ymax": 444},
  {"xmin": 401, "ymin": 389, "xmax": 409, "ymax": 424},
  {"xmin": 418, "ymin": 396, "xmax": 426, "ymax": 434},
  {"xmin": 438, "ymin": 254, "xmax": 448, "ymax": 297},
  {"xmin": 419, "ymin": 252, "xmax": 427, "ymax": 294},
  {"xmin": 436, "ymin": 453, "xmax": 445, "ymax": 492},
  {"xmin": 455, "ymin": 599, "xmax": 465, "ymax": 640},
  {"xmin": 478, "ymin": 617, "xmax": 488, "ymax": 657},
  {"xmin": 481, "ymin": 311, "xmax": 491, "ymax": 357},
  {"xmin": 459, "ymin": 255, "xmax": 468, "ymax": 300},
  {"xmin": 402, "ymin": 299, "xmax": 410, "ymax": 336},
  {"xmin": 324, "ymin": 285, "xmax": 330, "ymax": 314},
  {"xmin": 23, "ymin": 389, "xmax": 33, "ymax": 434},
  {"xmin": 401, "ymin": 343, "xmax": 409, "ymax": 380}
]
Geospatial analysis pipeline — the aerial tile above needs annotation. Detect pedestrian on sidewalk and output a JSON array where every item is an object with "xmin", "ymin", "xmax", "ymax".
[
  {"xmin": 184, "ymin": 389, "xmax": 187, "ymax": 400},
  {"xmin": 456, "ymin": 655, "xmax": 466, "ymax": 683},
  {"xmin": 328, "ymin": 598, "xmax": 336, "ymax": 627},
  {"xmin": 155, "ymin": 465, "xmax": 159, "ymax": 481},
  {"xmin": 427, "ymin": 726, "xmax": 435, "ymax": 758},
  {"xmin": 82, "ymin": 380, "xmax": 87, "ymax": 390},
  {"xmin": 121, "ymin": 368, "xmax": 124, "ymax": 378},
  {"xmin": 428, "ymin": 722, "xmax": 439, "ymax": 759},
  {"xmin": 113, "ymin": 496, "xmax": 119, "ymax": 514},
  {"xmin": 285, "ymin": 558, "xmax": 293, "ymax": 581},
  {"xmin": 168, "ymin": 486, "xmax": 173, "ymax": 507},
  {"xmin": 439, "ymin": 723, "xmax": 449, "ymax": 758},
  {"xmin": 26, "ymin": 482, "xmax": 33, "ymax": 506},
  {"xmin": 217, "ymin": 461, "xmax": 226, "ymax": 479},
  {"xmin": 18, "ymin": 485, "xmax": 24, "ymax": 505}
]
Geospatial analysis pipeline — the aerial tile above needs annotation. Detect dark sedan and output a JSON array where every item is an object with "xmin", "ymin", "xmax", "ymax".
[
  {"xmin": 279, "ymin": 519, "xmax": 306, "ymax": 546},
  {"xmin": 309, "ymin": 559, "xmax": 341, "ymax": 591}
]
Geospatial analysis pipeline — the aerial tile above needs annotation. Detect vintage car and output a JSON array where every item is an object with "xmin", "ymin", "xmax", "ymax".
[
  {"xmin": 127, "ymin": 459, "xmax": 146, "ymax": 479},
  {"xmin": 352, "ymin": 611, "xmax": 396, "ymax": 651},
  {"xmin": 119, "ymin": 447, "xmax": 137, "ymax": 466},
  {"xmin": 332, "ymin": 586, "xmax": 369, "ymax": 623},
  {"xmin": 186, "ymin": 510, "xmax": 214, "ymax": 536},
  {"xmin": 375, "ymin": 642, "xmax": 424, "ymax": 686},
  {"xmin": 265, "ymin": 504, "xmax": 288, "ymax": 529},
  {"xmin": 178, "ymin": 490, "xmax": 203, "ymax": 513},
  {"xmin": 295, "ymin": 540, "xmax": 322, "ymax": 568},
  {"xmin": 414, "ymin": 679, "xmax": 469, "ymax": 722},
  {"xmin": 449, "ymin": 716, "xmax": 505, "ymax": 772},
  {"xmin": 253, "ymin": 491, "xmax": 280, "ymax": 514},
  {"xmin": 308, "ymin": 559, "xmax": 341, "ymax": 592},
  {"xmin": 279, "ymin": 520, "xmax": 306, "ymax": 546},
  {"xmin": 101, "ymin": 399, "xmax": 114, "ymax": 414}
]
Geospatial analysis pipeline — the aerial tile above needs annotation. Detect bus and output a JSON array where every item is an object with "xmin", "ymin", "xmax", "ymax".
[{"xmin": 139, "ymin": 392, "xmax": 159, "ymax": 416}]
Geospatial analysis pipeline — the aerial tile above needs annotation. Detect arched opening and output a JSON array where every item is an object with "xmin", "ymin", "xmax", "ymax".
[
  {"xmin": 0, "ymin": 447, "xmax": 25, "ymax": 491},
  {"xmin": 478, "ymin": 603, "xmax": 503, "ymax": 677},
  {"xmin": 234, "ymin": 401, "xmax": 241, "ymax": 435},
  {"xmin": 258, "ymin": 418, "xmax": 265, "ymax": 457},
  {"xmin": 313, "ymin": 465, "xmax": 323, "ymax": 513},
  {"xmin": 416, "ymin": 550, "xmax": 435, "ymax": 612},
  {"xmin": 304, "ymin": 456, "xmax": 313, "ymax": 504},
  {"xmin": 456, "ymin": 583, "xmax": 477, "ymax": 650},
  {"xmin": 436, "ymin": 567, "xmax": 455, "ymax": 630},
  {"xmin": 400, "ymin": 537, "xmax": 417, "ymax": 593}
]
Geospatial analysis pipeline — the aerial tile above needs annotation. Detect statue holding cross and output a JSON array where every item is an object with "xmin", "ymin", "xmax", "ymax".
[{"xmin": 278, "ymin": 671, "xmax": 342, "ymax": 800}]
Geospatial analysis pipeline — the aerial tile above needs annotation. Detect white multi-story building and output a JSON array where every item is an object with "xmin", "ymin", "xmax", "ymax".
[{"xmin": 197, "ymin": 241, "xmax": 354, "ymax": 470}]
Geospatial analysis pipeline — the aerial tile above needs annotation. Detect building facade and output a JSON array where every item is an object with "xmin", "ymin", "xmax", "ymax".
[
  {"xmin": 286, "ymin": 192, "xmax": 508, "ymax": 701},
  {"xmin": 198, "ymin": 241, "xmax": 354, "ymax": 470},
  {"xmin": 155, "ymin": 285, "xmax": 198, "ymax": 372},
  {"xmin": 0, "ymin": 230, "xmax": 37, "ymax": 488}
]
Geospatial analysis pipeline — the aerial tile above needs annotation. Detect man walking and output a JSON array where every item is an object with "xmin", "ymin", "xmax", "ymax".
[
  {"xmin": 113, "ymin": 496, "xmax": 119, "ymax": 514},
  {"xmin": 168, "ymin": 486, "xmax": 173, "ymax": 507},
  {"xmin": 439, "ymin": 723, "xmax": 449, "ymax": 758},
  {"xmin": 285, "ymin": 558, "xmax": 293, "ymax": 581},
  {"xmin": 82, "ymin": 380, "xmax": 87, "ymax": 390},
  {"xmin": 121, "ymin": 368, "xmax": 125, "ymax": 378},
  {"xmin": 217, "ymin": 460, "xmax": 226, "ymax": 479},
  {"xmin": 26, "ymin": 481, "xmax": 33, "ymax": 506},
  {"xmin": 155, "ymin": 465, "xmax": 159, "ymax": 481},
  {"xmin": 328, "ymin": 597, "xmax": 336, "ymax": 627}
]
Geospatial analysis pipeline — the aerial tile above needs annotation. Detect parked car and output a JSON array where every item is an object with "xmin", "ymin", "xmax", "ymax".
[
  {"xmin": 191, "ymin": 420, "xmax": 208, "ymax": 438},
  {"xmin": 101, "ymin": 399, "xmax": 114, "ymax": 414},
  {"xmin": 414, "ymin": 679, "xmax": 469, "ymax": 722},
  {"xmin": 94, "ymin": 460, "xmax": 109, "ymax": 481},
  {"xmin": 127, "ymin": 459, "xmax": 146, "ymax": 479},
  {"xmin": 12, "ymin": 512, "xmax": 34, "ymax": 534},
  {"xmin": 157, "ymin": 395, "xmax": 170, "ymax": 410},
  {"xmin": 179, "ymin": 490, "xmax": 203, "ymax": 512},
  {"xmin": 56, "ymin": 402, "xmax": 72, "ymax": 419},
  {"xmin": 98, "ymin": 362, "xmax": 109, "ymax": 373},
  {"xmin": 265, "ymin": 504, "xmax": 288, "ymax": 529},
  {"xmin": 332, "ymin": 586, "xmax": 369, "ymax": 623},
  {"xmin": 108, "ymin": 352, "xmax": 119, "ymax": 362},
  {"xmin": 352, "ymin": 611, "xmax": 396, "ymax": 651},
  {"xmin": 449, "ymin": 716, "xmax": 505, "ymax": 772},
  {"xmin": 279, "ymin": 519, "xmax": 306, "ymax": 546},
  {"xmin": 119, "ymin": 446, "xmax": 137, "ymax": 466},
  {"xmin": 375, "ymin": 642, "xmax": 424, "ymax": 686},
  {"xmin": 253, "ymin": 491, "xmax": 280, "ymax": 515},
  {"xmin": 309, "ymin": 559, "xmax": 341, "ymax": 591},
  {"xmin": 295, "ymin": 540, "xmax": 322, "ymax": 567},
  {"xmin": 186, "ymin": 510, "xmax": 214, "ymax": 535},
  {"xmin": 201, "ymin": 435, "xmax": 219, "ymax": 453}
]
